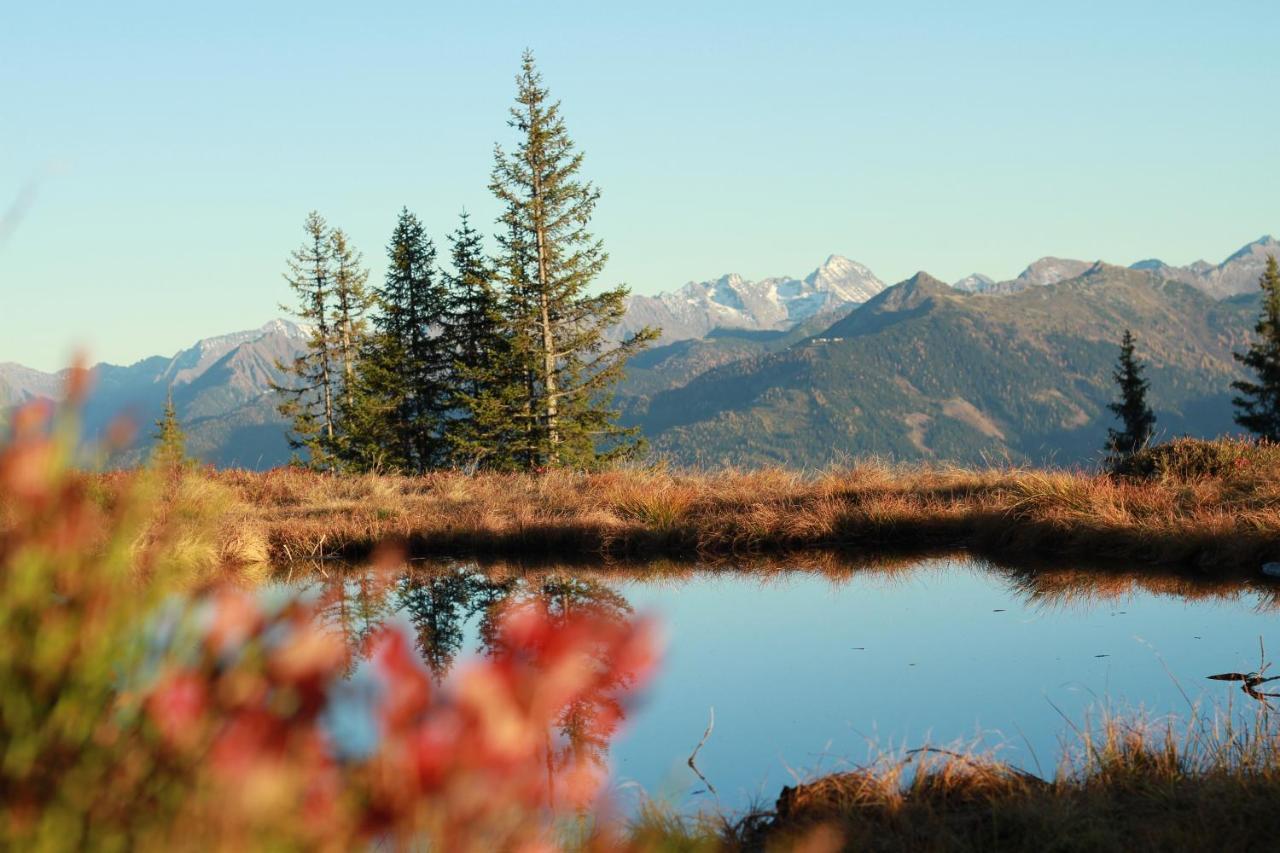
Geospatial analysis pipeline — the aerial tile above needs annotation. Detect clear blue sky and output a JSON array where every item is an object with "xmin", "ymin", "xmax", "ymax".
[{"xmin": 3, "ymin": 0, "xmax": 1276, "ymax": 370}]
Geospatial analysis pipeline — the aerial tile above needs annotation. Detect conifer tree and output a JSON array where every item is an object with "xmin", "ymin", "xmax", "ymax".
[
  {"xmin": 1105, "ymin": 329, "xmax": 1156, "ymax": 462},
  {"xmin": 441, "ymin": 211, "xmax": 524, "ymax": 469},
  {"xmin": 342, "ymin": 209, "xmax": 452, "ymax": 472},
  {"xmin": 328, "ymin": 226, "xmax": 372, "ymax": 409},
  {"xmin": 489, "ymin": 50, "xmax": 657, "ymax": 470},
  {"xmin": 151, "ymin": 388, "xmax": 188, "ymax": 470},
  {"xmin": 1233, "ymin": 255, "xmax": 1280, "ymax": 440},
  {"xmin": 274, "ymin": 211, "xmax": 338, "ymax": 468}
]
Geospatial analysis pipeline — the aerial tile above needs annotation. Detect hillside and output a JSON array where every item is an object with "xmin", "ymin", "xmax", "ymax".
[{"xmin": 631, "ymin": 266, "xmax": 1259, "ymax": 467}]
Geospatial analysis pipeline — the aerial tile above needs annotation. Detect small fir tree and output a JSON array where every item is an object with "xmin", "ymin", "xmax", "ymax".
[
  {"xmin": 489, "ymin": 51, "xmax": 657, "ymax": 470},
  {"xmin": 151, "ymin": 388, "xmax": 188, "ymax": 469},
  {"xmin": 1105, "ymin": 329, "xmax": 1156, "ymax": 463},
  {"xmin": 274, "ymin": 211, "xmax": 339, "ymax": 468},
  {"xmin": 1232, "ymin": 255, "xmax": 1280, "ymax": 440}
]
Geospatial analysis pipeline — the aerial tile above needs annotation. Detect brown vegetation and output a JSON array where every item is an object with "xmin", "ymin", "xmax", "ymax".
[
  {"xmin": 101, "ymin": 441, "xmax": 1280, "ymax": 575},
  {"xmin": 701, "ymin": 711, "xmax": 1280, "ymax": 852}
]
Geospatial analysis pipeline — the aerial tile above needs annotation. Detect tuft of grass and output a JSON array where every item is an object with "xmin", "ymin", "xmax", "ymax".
[{"xmin": 1112, "ymin": 436, "xmax": 1280, "ymax": 482}]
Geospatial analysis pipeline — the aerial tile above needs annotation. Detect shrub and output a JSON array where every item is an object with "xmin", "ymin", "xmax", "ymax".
[{"xmin": 0, "ymin": 388, "xmax": 659, "ymax": 849}]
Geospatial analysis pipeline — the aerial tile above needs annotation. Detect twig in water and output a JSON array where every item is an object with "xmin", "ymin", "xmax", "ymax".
[{"xmin": 688, "ymin": 706, "xmax": 717, "ymax": 797}]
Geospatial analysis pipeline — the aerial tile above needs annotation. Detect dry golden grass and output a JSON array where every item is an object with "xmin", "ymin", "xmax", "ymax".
[
  {"xmin": 661, "ymin": 710, "xmax": 1280, "ymax": 852},
  {"xmin": 87, "ymin": 457, "xmax": 1280, "ymax": 575}
]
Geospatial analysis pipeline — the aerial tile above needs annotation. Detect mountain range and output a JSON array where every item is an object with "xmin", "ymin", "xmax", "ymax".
[
  {"xmin": 611, "ymin": 254, "xmax": 885, "ymax": 344},
  {"xmin": 3, "ymin": 236, "xmax": 1276, "ymax": 469},
  {"xmin": 950, "ymin": 235, "xmax": 1280, "ymax": 297},
  {"xmin": 629, "ymin": 265, "xmax": 1255, "ymax": 467},
  {"xmin": 0, "ymin": 320, "xmax": 309, "ymax": 467}
]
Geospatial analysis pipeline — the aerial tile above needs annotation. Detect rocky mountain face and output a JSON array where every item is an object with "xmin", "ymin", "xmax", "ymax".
[
  {"xmin": 0, "ymin": 320, "xmax": 309, "ymax": 468},
  {"xmin": 612, "ymin": 255, "xmax": 885, "ymax": 344},
  {"xmin": 1128, "ymin": 235, "xmax": 1279, "ymax": 298}
]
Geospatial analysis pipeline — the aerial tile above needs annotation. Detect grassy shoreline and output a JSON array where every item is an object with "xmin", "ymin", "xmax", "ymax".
[
  {"xmin": 136, "ymin": 457, "xmax": 1280, "ymax": 575},
  {"xmin": 653, "ymin": 710, "xmax": 1280, "ymax": 852}
]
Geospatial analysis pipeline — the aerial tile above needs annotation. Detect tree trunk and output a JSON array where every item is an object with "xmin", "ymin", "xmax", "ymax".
[{"xmin": 530, "ymin": 139, "xmax": 559, "ymax": 466}]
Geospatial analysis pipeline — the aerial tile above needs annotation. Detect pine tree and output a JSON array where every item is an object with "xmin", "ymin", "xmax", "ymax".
[
  {"xmin": 151, "ymin": 387, "xmax": 188, "ymax": 470},
  {"xmin": 1233, "ymin": 255, "xmax": 1280, "ymax": 440},
  {"xmin": 489, "ymin": 50, "xmax": 657, "ymax": 470},
  {"xmin": 343, "ymin": 209, "xmax": 452, "ymax": 472},
  {"xmin": 1105, "ymin": 329, "xmax": 1156, "ymax": 462},
  {"xmin": 441, "ymin": 211, "xmax": 524, "ymax": 469},
  {"xmin": 274, "ymin": 211, "xmax": 338, "ymax": 468}
]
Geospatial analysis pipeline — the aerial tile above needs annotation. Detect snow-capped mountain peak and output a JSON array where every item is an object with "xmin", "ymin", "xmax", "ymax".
[
  {"xmin": 616, "ymin": 255, "xmax": 886, "ymax": 344},
  {"xmin": 804, "ymin": 254, "xmax": 885, "ymax": 303}
]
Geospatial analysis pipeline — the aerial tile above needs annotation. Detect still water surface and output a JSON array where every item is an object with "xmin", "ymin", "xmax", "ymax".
[{"xmin": 292, "ymin": 557, "xmax": 1280, "ymax": 812}]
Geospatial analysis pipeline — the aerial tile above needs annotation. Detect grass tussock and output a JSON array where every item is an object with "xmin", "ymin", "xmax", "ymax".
[
  {"xmin": 130, "ymin": 441, "xmax": 1280, "ymax": 573},
  {"xmin": 634, "ymin": 711, "xmax": 1280, "ymax": 852}
]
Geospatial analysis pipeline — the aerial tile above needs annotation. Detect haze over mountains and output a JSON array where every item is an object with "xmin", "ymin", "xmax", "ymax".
[{"xmin": 3, "ymin": 236, "xmax": 1276, "ymax": 469}]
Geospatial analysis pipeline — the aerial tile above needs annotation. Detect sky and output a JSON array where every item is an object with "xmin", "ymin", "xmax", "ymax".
[{"xmin": 3, "ymin": 0, "xmax": 1277, "ymax": 371}]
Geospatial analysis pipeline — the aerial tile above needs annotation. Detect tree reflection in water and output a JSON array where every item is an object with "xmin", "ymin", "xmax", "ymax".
[{"xmin": 318, "ymin": 564, "xmax": 645, "ymax": 808}]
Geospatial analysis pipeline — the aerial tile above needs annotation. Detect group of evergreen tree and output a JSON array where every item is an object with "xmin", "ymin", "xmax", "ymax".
[
  {"xmin": 273, "ymin": 51, "xmax": 656, "ymax": 474},
  {"xmin": 1106, "ymin": 255, "xmax": 1280, "ymax": 466}
]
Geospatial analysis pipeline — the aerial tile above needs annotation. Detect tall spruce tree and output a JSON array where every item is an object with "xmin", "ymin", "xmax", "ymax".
[
  {"xmin": 441, "ymin": 211, "xmax": 524, "ymax": 469},
  {"xmin": 489, "ymin": 51, "xmax": 657, "ymax": 470},
  {"xmin": 274, "ymin": 211, "xmax": 339, "ymax": 467},
  {"xmin": 1232, "ymin": 255, "xmax": 1280, "ymax": 440},
  {"xmin": 342, "ymin": 209, "xmax": 452, "ymax": 472},
  {"xmin": 1105, "ymin": 329, "xmax": 1156, "ymax": 462}
]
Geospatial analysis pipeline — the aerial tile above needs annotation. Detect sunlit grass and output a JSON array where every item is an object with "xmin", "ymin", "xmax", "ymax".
[{"xmin": 126, "ymin": 441, "xmax": 1280, "ymax": 574}]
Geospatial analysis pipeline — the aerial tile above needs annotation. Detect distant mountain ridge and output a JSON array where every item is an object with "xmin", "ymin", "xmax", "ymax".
[{"xmin": 951, "ymin": 236, "xmax": 1278, "ymax": 297}]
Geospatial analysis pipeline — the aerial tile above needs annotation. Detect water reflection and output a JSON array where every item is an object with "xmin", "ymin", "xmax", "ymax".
[
  {"xmin": 308, "ymin": 566, "xmax": 646, "ymax": 807},
  {"xmin": 289, "ymin": 555, "xmax": 1280, "ymax": 811}
]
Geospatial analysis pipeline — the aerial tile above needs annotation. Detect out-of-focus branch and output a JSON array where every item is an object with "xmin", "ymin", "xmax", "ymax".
[{"xmin": 0, "ymin": 169, "xmax": 54, "ymax": 247}]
